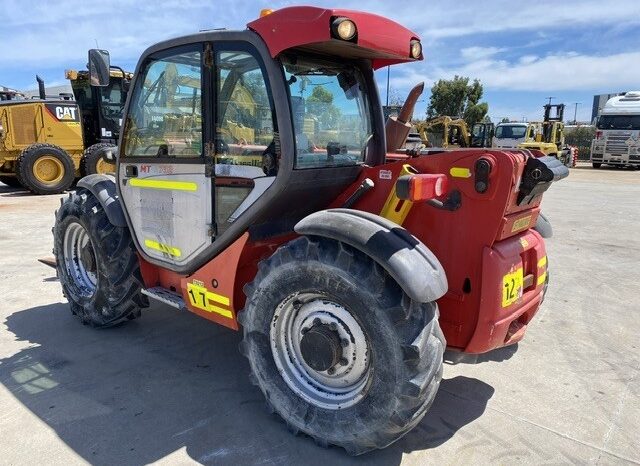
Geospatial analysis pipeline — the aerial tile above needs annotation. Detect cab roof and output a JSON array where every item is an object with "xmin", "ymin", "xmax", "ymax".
[{"xmin": 247, "ymin": 6, "xmax": 422, "ymax": 69}]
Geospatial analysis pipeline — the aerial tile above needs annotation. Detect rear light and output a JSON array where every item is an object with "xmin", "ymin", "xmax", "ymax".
[
  {"xmin": 396, "ymin": 174, "xmax": 448, "ymax": 201},
  {"xmin": 595, "ymin": 130, "xmax": 602, "ymax": 140}
]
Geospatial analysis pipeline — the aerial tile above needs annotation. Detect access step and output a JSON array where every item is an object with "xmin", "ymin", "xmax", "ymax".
[{"xmin": 141, "ymin": 287, "xmax": 186, "ymax": 310}]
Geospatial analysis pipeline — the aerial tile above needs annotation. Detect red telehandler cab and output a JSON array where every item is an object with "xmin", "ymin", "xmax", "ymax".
[{"xmin": 51, "ymin": 6, "xmax": 568, "ymax": 455}]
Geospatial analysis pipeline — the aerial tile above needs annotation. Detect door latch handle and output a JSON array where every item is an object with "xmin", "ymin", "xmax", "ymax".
[{"xmin": 125, "ymin": 165, "xmax": 138, "ymax": 177}]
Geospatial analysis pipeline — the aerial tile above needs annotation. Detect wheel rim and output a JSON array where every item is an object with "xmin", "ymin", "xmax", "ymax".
[
  {"xmin": 95, "ymin": 157, "xmax": 115, "ymax": 174},
  {"xmin": 32, "ymin": 155, "xmax": 64, "ymax": 185},
  {"xmin": 63, "ymin": 222, "xmax": 97, "ymax": 298},
  {"xmin": 270, "ymin": 292, "xmax": 371, "ymax": 410}
]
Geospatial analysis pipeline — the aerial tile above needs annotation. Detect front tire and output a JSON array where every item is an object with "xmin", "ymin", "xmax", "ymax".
[
  {"xmin": 53, "ymin": 188, "xmax": 148, "ymax": 326},
  {"xmin": 240, "ymin": 237, "xmax": 445, "ymax": 455},
  {"xmin": 81, "ymin": 143, "xmax": 116, "ymax": 176},
  {"xmin": 16, "ymin": 143, "xmax": 75, "ymax": 194}
]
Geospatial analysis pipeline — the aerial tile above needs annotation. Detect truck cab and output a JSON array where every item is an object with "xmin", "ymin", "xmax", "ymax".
[
  {"xmin": 493, "ymin": 121, "xmax": 529, "ymax": 148},
  {"xmin": 591, "ymin": 91, "xmax": 640, "ymax": 168}
]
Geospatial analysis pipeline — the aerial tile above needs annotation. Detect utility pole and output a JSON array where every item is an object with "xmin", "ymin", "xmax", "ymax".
[
  {"xmin": 386, "ymin": 66, "xmax": 390, "ymax": 107},
  {"xmin": 572, "ymin": 102, "xmax": 581, "ymax": 124}
]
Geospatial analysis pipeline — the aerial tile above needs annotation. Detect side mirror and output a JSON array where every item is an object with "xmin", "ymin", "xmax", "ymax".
[
  {"xmin": 88, "ymin": 49, "xmax": 111, "ymax": 87},
  {"xmin": 96, "ymin": 145, "xmax": 118, "ymax": 163}
]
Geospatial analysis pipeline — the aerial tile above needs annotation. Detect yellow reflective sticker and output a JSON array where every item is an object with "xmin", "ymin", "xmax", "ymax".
[
  {"xmin": 186, "ymin": 282, "xmax": 233, "ymax": 318},
  {"xmin": 537, "ymin": 272, "xmax": 547, "ymax": 286},
  {"xmin": 519, "ymin": 238, "xmax": 529, "ymax": 249},
  {"xmin": 512, "ymin": 215, "xmax": 532, "ymax": 232},
  {"xmin": 449, "ymin": 167, "xmax": 471, "ymax": 178},
  {"xmin": 130, "ymin": 178, "xmax": 198, "ymax": 192},
  {"xmin": 502, "ymin": 268, "xmax": 524, "ymax": 307},
  {"xmin": 144, "ymin": 239, "xmax": 181, "ymax": 257},
  {"xmin": 538, "ymin": 256, "xmax": 547, "ymax": 268}
]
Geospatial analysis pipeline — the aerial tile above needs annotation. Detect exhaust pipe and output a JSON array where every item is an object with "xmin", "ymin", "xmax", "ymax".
[
  {"xmin": 385, "ymin": 82, "xmax": 424, "ymax": 152},
  {"xmin": 36, "ymin": 75, "xmax": 46, "ymax": 100}
]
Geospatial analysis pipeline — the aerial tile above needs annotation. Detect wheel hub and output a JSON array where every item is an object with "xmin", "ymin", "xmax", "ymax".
[
  {"xmin": 270, "ymin": 293, "xmax": 371, "ymax": 410},
  {"xmin": 62, "ymin": 222, "xmax": 97, "ymax": 297},
  {"xmin": 32, "ymin": 155, "xmax": 64, "ymax": 184},
  {"xmin": 300, "ymin": 322, "xmax": 343, "ymax": 372}
]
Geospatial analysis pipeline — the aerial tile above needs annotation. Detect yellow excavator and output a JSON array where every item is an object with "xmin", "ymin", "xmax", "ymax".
[
  {"xmin": 0, "ymin": 50, "xmax": 131, "ymax": 194},
  {"xmin": 415, "ymin": 116, "xmax": 494, "ymax": 149}
]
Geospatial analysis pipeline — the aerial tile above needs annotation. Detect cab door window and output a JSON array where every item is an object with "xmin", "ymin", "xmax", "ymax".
[
  {"xmin": 215, "ymin": 49, "xmax": 276, "ymax": 235},
  {"xmin": 123, "ymin": 47, "xmax": 203, "ymax": 158}
]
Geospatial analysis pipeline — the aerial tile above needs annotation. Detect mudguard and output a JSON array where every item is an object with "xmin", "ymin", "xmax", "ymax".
[
  {"xmin": 295, "ymin": 208, "xmax": 448, "ymax": 303},
  {"xmin": 534, "ymin": 211, "xmax": 553, "ymax": 238},
  {"xmin": 76, "ymin": 174, "xmax": 127, "ymax": 227}
]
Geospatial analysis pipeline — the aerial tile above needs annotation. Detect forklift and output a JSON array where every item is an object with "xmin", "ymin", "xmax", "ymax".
[{"xmin": 518, "ymin": 104, "xmax": 572, "ymax": 166}]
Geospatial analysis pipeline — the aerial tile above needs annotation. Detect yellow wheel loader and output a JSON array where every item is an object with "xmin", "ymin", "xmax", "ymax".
[{"xmin": 0, "ymin": 50, "xmax": 132, "ymax": 194}]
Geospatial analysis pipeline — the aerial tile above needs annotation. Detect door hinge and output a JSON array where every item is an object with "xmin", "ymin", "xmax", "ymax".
[{"xmin": 204, "ymin": 43, "xmax": 213, "ymax": 68}]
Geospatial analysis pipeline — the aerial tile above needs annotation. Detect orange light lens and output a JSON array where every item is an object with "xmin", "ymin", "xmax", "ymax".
[{"xmin": 260, "ymin": 8, "xmax": 274, "ymax": 17}]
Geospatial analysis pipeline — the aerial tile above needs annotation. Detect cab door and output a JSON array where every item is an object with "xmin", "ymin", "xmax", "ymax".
[{"xmin": 118, "ymin": 44, "xmax": 213, "ymax": 270}]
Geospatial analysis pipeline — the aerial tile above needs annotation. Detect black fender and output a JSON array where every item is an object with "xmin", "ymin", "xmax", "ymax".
[
  {"xmin": 294, "ymin": 208, "xmax": 448, "ymax": 303},
  {"xmin": 534, "ymin": 212, "xmax": 553, "ymax": 238},
  {"xmin": 76, "ymin": 174, "xmax": 127, "ymax": 228}
]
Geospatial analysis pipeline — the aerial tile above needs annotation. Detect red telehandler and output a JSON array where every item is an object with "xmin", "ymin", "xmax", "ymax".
[{"xmin": 51, "ymin": 6, "xmax": 568, "ymax": 455}]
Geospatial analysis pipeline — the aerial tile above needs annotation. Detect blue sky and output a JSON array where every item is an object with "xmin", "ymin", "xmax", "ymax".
[{"xmin": 1, "ymin": 0, "xmax": 639, "ymax": 122}]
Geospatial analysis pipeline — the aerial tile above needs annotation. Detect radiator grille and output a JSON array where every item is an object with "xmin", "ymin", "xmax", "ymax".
[{"xmin": 9, "ymin": 106, "xmax": 37, "ymax": 145}]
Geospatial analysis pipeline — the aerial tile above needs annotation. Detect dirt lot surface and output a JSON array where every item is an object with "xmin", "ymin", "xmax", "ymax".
[{"xmin": 0, "ymin": 166, "xmax": 638, "ymax": 465}]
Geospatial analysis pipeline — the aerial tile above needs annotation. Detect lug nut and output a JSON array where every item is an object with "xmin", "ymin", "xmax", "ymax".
[
  {"xmin": 301, "ymin": 327, "xmax": 309, "ymax": 334},
  {"xmin": 327, "ymin": 367, "xmax": 336, "ymax": 375},
  {"xmin": 329, "ymin": 322, "xmax": 338, "ymax": 331},
  {"xmin": 293, "ymin": 300, "xmax": 302, "ymax": 310},
  {"xmin": 339, "ymin": 358, "xmax": 348, "ymax": 366},
  {"xmin": 313, "ymin": 318, "xmax": 321, "ymax": 326},
  {"xmin": 340, "ymin": 338, "xmax": 349, "ymax": 347}
]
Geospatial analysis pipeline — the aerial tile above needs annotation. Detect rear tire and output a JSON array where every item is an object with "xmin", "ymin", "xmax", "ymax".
[
  {"xmin": 240, "ymin": 236, "xmax": 445, "ymax": 455},
  {"xmin": 592, "ymin": 162, "xmax": 602, "ymax": 169},
  {"xmin": 16, "ymin": 143, "xmax": 75, "ymax": 194},
  {"xmin": 81, "ymin": 143, "xmax": 116, "ymax": 176},
  {"xmin": 0, "ymin": 176, "xmax": 23, "ymax": 188},
  {"xmin": 53, "ymin": 188, "xmax": 148, "ymax": 327}
]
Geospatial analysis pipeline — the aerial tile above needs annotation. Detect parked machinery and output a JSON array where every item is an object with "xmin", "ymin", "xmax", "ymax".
[
  {"xmin": 518, "ymin": 104, "xmax": 572, "ymax": 167},
  {"xmin": 51, "ymin": 7, "xmax": 569, "ymax": 454},
  {"xmin": 0, "ymin": 50, "xmax": 130, "ymax": 193}
]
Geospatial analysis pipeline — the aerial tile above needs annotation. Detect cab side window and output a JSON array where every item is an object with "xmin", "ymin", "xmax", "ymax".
[
  {"xmin": 123, "ymin": 48, "xmax": 203, "ymax": 158},
  {"xmin": 214, "ymin": 49, "xmax": 277, "ymax": 236}
]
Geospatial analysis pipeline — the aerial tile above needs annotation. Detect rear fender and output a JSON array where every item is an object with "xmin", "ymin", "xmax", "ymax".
[
  {"xmin": 76, "ymin": 174, "xmax": 127, "ymax": 227},
  {"xmin": 295, "ymin": 208, "xmax": 448, "ymax": 303}
]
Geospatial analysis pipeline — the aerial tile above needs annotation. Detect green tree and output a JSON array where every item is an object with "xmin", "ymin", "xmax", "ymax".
[
  {"xmin": 307, "ymin": 85, "xmax": 341, "ymax": 128},
  {"xmin": 501, "ymin": 117, "xmax": 510, "ymax": 123},
  {"xmin": 427, "ymin": 75, "xmax": 489, "ymax": 127},
  {"xmin": 565, "ymin": 125, "xmax": 596, "ymax": 160}
]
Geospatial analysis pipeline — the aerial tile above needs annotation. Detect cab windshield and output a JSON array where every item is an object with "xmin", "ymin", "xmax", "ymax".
[
  {"xmin": 495, "ymin": 124, "xmax": 527, "ymax": 139},
  {"xmin": 281, "ymin": 55, "xmax": 372, "ymax": 169},
  {"xmin": 99, "ymin": 80, "xmax": 126, "ymax": 120},
  {"xmin": 597, "ymin": 115, "xmax": 640, "ymax": 130}
]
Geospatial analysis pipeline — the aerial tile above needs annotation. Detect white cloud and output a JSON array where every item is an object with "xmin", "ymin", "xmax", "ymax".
[
  {"xmin": 460, "ymin": 46, "xmax": 505, "ymax": 60},
  {"xmin": 437, "ymin": 51, "xmax": 640, "ymax": 92}
]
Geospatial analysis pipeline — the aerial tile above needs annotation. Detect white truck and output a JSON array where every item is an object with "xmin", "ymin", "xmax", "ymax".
[
  {"xmin": 591, "ymin": 91, "xmax": 640, "ymax": 168},
  {"xmin": 492, "ymin": 122, "xmax": 529, "ymax": 148}
]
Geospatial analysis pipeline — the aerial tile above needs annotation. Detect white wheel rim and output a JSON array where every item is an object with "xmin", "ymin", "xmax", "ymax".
[
  {"xmin": 63, "ymin": 222, "xmax": 97, "ymax": 298},
  {"xmin": 270, "ymin": 292, "xmax": 371, "ymax": 410}
]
